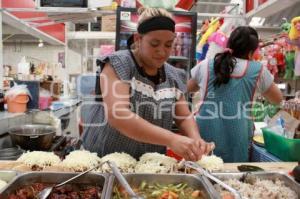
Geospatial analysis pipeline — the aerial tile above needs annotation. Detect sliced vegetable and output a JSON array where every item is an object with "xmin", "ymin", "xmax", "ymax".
[
  {"xmin": 139, "ymin": 181, "xmax": 147, "ymax": 190},
  {"xmin": 113, "ymin": 182, "xmax": 204, "ymax": 199},
  {"xmin": 191, "ymin": 190, "xmax": 201, "ymax": 198}
]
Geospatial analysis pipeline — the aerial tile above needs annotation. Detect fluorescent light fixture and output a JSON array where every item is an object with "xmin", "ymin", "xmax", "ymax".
[
  {"xmin": 277, "ymin": 83, "xmax": 286, "ymax": 90},
  {"xmin": 249, "ymin": 17, "xmax": 266, "ymax": 26},
  {"xmin": 38, "ymin": 39, "xmax": 44, "ymax": 47}
]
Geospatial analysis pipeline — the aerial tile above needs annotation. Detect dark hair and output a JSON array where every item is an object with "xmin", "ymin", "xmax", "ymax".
[{"xmin": 213, "ymin": 26, "xmax": 259, "ymax": 87}]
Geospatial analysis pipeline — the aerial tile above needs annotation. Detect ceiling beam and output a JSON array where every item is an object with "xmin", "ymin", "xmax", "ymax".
[
  {"xmin": 197, "ymin": 13, "xmax": 243, "ymax": 18},
  {"xmin": 67, "ymin": 31, "xmax": 115, "ymax": 40},
  {"xmin": 29, "ymin": 21, "xmax": 58, "ymax": 27},
  {"xmin": 196, "ymin": 2, "xmax": 239, "ymax": 6},
  {"xmin": 0, "ymin": 7, "xmax": 115, "ymax": 15},
  {"xmin": 22, "ymin": 17, "xmax": 49, "ymax": 22}
]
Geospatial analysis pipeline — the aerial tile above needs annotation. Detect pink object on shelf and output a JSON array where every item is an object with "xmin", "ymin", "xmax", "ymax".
[
  {"xmin": 100, "ymin": 45, "xmax": 115, "ymax": 56},
  {"xmin": 39, "ymin": 96, "xmax": 52, "ymax": 110}
]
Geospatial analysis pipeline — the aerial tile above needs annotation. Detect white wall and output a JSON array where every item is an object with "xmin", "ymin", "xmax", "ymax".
[
  {"xmin": 3, "ymin": 44, "xmax": 82, "ymax": 80},
  {"xmin": 66, "ymin": 47, "xmax": 82, "ymax": 75}
]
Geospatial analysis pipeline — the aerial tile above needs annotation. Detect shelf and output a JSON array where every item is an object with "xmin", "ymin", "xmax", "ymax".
[
  {"xmin": 253, "ymin": 26, "xmax": 281, "ymax": 31},
  {"xmin": 2, "ymin": 7, "xmax": 116, "ymax": 15},
  {"xmin": 245, "ymin": 0, "xmax": 300, "ymax": 18},
  {"xmin": 197, "ymin": 13, "xmax": 243, "ymax": 18},
  {"xmin": 168, "ymin": 56, "xmax": 189, "ymax": 62},
  {"xmin": 283, "ymin": 93, "xmax": 296, "ymax": 97},
  {"xmin": 67, "ymin": 31, "xmax": 115, "ymax": 40}
]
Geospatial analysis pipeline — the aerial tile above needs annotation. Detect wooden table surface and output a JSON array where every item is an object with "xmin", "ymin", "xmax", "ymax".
[{"xmin": 222, "ymin": 162, "xmax": 297, "ymax": 172}]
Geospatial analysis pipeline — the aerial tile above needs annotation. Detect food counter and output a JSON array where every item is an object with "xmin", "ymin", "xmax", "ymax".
[
  {"xmin": 0, "ymin": 150, "xmax": 299, "ymax": 199},
  {"xmin": 0, "ymin": 161, "xmax": 297, "ymax": 173}
]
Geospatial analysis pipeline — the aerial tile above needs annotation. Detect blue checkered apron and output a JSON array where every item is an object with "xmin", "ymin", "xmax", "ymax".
[{"xmin": 196, "ymin": 60, "xmax": 263, "ymax": 162}]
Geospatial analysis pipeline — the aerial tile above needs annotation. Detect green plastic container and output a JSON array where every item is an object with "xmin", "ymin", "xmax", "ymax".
[{"xmin": 262, "ymin": 128, "xmax": 300, "ymax": 161}]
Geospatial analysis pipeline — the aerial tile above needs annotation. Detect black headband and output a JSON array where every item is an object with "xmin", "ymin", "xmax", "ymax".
[{"xmin": 137, "ymin": 16, "xmax": 175, "ymax": 34}]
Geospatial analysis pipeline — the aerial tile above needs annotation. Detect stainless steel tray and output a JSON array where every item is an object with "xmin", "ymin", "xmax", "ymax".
[
  {"xmin": 0, "ymin": 172, "xmax": 109, "ymax": 199},
  {"xmin": 211, "ymin": 172, "xmax": 300, "ymax": 197},
  {"xmin": 105, "ymin": 173, "xmax": 220, "ymax": 199},
  {"xmin": 0, "ymin": 170, "xmax": 18, "ymax": 192}
]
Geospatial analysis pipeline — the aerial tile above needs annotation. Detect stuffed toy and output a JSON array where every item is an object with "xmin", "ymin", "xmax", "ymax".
[
  {"xmin": 252, "ymin": 47, "xmax": 262, "ymax": 61},
  {"xmin": 205, "ymin": 31, "xmax": 228, "ymax": 60},
  {"xmin": 199, "ymin": 0, "xmax": 245, "ymax": 60},
  {"xmin": 284, "ymin": 51, "xmax": 295, "ymax": 80},
  {"xmin": 267, "ymin": 54, "xmax": 279, "ymax": 78},
  {"xmin": 196, "ymin": 20, "xmax": 210, "ymax": 62},
  {"xmin": 288, "ymin": 16, "xmax": 300, "ymax": 77},
  {"xmin": 274, "ymin": 50, "xmax": 285, "ymax": 77},
  {"xmin": 289, "ymin": 16, "xmax": 300, "ymax": 40},
  {"xmin": 281, "ymin": 21, "xmax": 291, "ymax": 34},
  {"xmin": 198, "ymin": 18, "xmax": 221, "ymax": 50}
]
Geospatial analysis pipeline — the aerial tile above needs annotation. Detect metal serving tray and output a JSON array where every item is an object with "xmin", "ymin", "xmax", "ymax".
[
  {"xmin": 0, "ymin": 172, "xmax": 109, "ymax": 199},
  {"xmin": 105, "ymin": 173, "xmax": 220, "ymax": 199},
  {"xmin": 211, "ymin": 172, "xmax": 300, "ymax": 197},
  {"xmin": 0, "ymin": 170, "xmax": 18, "ymax": 192}
]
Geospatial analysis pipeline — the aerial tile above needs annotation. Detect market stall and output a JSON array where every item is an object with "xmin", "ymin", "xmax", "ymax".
[{"xmin": 0, "ymin": 0, "xmax": 300, "ymax": 198}]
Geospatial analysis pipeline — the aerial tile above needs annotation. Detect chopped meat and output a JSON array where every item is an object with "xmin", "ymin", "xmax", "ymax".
[{"xmin": 8, "ymin": 183, "xmax": 102, "ymax": 199}]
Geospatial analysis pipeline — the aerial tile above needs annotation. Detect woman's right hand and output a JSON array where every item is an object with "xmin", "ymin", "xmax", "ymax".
[{"xmin": 168, "ymin": 134, "xmax": 204, "ymax": 161}]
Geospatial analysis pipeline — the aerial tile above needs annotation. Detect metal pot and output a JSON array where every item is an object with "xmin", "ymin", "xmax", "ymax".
[{"xmin": 9, "ymin": 124, "xmax": 56, "ymax": 151}]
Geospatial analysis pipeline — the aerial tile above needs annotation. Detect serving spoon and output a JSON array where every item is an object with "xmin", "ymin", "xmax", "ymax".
[
  {"xmin": 184, "ymin": 161, "xmax": 242, "ymax": 199},
  {"xmin": 38, "ymin": 165, "xmax": 99, "ymax": 199},
  {"xmin": 106, "ymin": 161, "xmax": 144, "ymax": 199}
]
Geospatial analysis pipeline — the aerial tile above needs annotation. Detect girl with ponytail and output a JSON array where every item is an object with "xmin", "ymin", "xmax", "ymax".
[{"xmin": 188, "ymin": 26, "xmax": 282, "ymax": 162}]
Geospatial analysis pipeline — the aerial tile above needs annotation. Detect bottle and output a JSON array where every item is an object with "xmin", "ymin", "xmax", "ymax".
[
  {"xmin": 0, "ymin": 91, "xmax": 4, "ymax": 111},
  {"xmin": 295, "ymin": 125, "xmax": 300, "ymax": 139},
  {"xmin": 121, "ymin": 0, "xmax": 136, "ymax": 8},
  {"xmin": 269, "ymin": 117, "xmax": 285, "ymax": 136}
]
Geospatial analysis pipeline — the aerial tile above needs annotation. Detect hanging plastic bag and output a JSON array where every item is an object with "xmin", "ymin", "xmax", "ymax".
[
  {"xmin": 4, "ymin": 84, "xmax": 31, "ymax": 113},
  {"xmin": 5, "ymin": 84, "xmax": 31, "ymax": 100}
]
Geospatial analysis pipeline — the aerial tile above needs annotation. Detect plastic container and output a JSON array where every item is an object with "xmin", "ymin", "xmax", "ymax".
[
  {"xmin": 6, "ymin": 94, "xmax": 29, "ymax": 113},
  {"xmin": 262, "ymin": 128, "xmax": 300, "ymax": 161}
]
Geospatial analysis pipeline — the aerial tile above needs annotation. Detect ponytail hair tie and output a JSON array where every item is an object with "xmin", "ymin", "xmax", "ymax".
[{"xmin": 224, "ymin": 48, "xmax": 233, "ymax": 54}]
